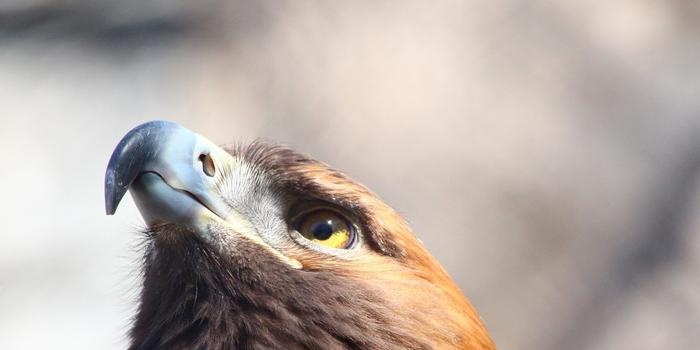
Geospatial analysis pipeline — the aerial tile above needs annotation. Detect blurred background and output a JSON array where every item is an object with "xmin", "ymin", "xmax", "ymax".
[{"xmin": 1, "ymin": 1, "xmax": 699, "ymax": 349}]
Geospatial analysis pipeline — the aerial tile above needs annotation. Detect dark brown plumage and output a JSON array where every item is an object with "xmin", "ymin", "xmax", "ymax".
[{"xmin": 106, "ymin": 121, "xmax": 495, "ymax": 350}]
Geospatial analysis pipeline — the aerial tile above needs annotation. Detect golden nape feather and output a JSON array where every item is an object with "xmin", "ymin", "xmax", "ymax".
[
  {"xmin": 105, "ymin": 120, "xmax": 495, "ymax": 350},
  {"xmin": 279, "ymin": 154, "xmax": 495, "ymax": 349}
]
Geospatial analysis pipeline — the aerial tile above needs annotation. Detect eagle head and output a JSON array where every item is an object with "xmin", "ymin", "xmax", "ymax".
[{"xmin": 105, "ymin": 120, "xmax": 495, "ymax": 350}]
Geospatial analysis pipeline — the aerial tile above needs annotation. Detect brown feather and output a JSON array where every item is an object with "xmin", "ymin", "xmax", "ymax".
[{"xmin": 129, "ymin": 141, "xmax": 495, "ymax": 350}]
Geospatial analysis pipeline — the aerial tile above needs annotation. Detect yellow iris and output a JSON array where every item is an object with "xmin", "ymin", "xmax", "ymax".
[{"xmin": 298, "ymin": 210, "xmax": 353, "ymax": 249}]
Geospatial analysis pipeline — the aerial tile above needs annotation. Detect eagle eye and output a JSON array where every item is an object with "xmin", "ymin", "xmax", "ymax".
[{"xmin": 294, "ymin": 209, "xmax": 356, "ymax": 249}]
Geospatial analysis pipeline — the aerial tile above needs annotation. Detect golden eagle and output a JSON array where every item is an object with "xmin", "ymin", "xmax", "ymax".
[{"xmin": 105, "ymin": 121, "xmax": 495, "ymax": 350}]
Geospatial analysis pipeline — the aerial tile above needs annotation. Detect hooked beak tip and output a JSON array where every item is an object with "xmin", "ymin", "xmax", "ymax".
[{"xmin": 104, "ymin": 120, "xmax": 182, "ymax": 216}]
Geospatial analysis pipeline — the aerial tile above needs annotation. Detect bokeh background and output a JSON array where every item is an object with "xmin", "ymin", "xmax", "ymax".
[{"xmin": 1, "ymin": 1, "xmax": 699, "ymax": 349}]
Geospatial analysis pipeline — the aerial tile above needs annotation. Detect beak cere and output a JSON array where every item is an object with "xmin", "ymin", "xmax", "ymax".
[{"xmin": 104, "ymin": 120, "xmax": 231, "ymax": 230}]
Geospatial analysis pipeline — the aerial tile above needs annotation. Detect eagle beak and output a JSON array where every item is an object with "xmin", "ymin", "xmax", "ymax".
[
  {"xmin": 105, "ymin": 120, "xmax": 232, "ymax": 229},
  {"xmin": 106, "ymin": 120, "xmax": 303, "ymax": 268}
]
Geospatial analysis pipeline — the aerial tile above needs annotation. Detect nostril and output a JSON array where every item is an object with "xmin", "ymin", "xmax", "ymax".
[{"xmin": 199, "ymin": 153, "xmax": 216, "ymax": 177}]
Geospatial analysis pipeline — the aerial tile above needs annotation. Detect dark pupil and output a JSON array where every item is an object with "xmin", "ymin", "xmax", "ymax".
[{"xmin": 310, "ymin": 220, "xmax": 334, "ymax": 240}]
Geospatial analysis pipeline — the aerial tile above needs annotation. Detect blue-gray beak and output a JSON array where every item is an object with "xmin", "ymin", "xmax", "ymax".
[
  {"xmin": 105, "ymin": 120, "xmax": 231, "ymax": 227},
  {"xmin": 105, "ymin": 120, "xmax": 302, "ymax": 268}
]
